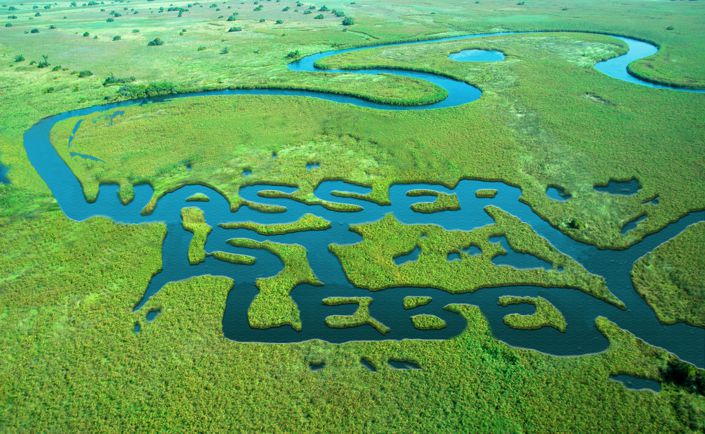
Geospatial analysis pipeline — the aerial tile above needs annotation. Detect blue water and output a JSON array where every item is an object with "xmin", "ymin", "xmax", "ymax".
[
  {"xmin": 610, "ymin": 374, "xmax": 661, "ymax": 392},
  {"xmin": 146, "ymin": 308, "xmax": 161, "ymax": 322},
  {"xmin": 388, "ymin": 359, "xmax": 421, "ymax": 370},
  {"xmin": 449, "ymin": 49, "xmax": 505, "ymax": 62},
  {"xmin": 22, "ymin": 31, "xmax": 705, "ymax": 366},
  {"xmin": 0, "ymin": 163, "xmax": 9, "ymax": 184},
  {"xmin": 394, "ymin": 245, "xmax": 421, "ymax": 265},
  {"xmin": 546, "ymin": 186, "xmax": 571, "ymax": 201},
  {"xmin": 621, "ymin": 214, "xmax": 647, "ymax": 234},
  {"xmin": 491, "ymin": 236, "xmax": 552, "ymax": 270},
  {"xmin": 67, "ymin": 120, "xmax": 83, "ymax": 148},
  {"xmin": 70, "ymin": 152, "xmax": 104, "ymax": 162},
  {"xmin": 595, "ymin": 178, "xmax": 642, "ymax": 195},
  {"xmin": 309, "ymin": 361, "xmax": 325, "ymax": 371},
  {"xmin": 360, "ymin": 357, "xmax": 377, "ymax": 371},
  {"xmin": 464, "ymin": 245, "xmax": 482, "ymax": 256}
]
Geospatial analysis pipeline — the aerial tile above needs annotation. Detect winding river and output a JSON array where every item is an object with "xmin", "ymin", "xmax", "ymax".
[{"xmin": 22, "ymin": 31, "xmax": 705, "ymax": 367}]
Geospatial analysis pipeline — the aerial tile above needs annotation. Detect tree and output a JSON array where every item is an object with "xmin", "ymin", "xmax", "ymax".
[{"xmin": 147, "ymin": 37, "xmax": 164, "ymax": 46}]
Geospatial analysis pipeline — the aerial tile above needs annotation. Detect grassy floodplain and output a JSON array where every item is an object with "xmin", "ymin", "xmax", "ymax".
[
  {"xmin": 632, "ymin": 222, "xmax": 705, "ymax": 328},
  {"xmin": 1, "ymin": 0, "xmax": 705, "ymax": 431}
]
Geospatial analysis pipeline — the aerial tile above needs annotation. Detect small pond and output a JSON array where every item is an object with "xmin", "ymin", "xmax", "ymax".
[{"xmin": 449, "ymin": 49, "xmax": 505, "ymax": 62}]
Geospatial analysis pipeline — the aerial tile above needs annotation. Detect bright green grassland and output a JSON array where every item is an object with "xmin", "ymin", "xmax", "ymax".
[
  {"xmin": 1, "ymin": 0, "xmax": 705, "ymax": 431},
  {"xmin": 632, "ymin": 222, "xmax": 705, "ymax": 328},
  {"xmin": 498, "ymin": 295, "xmax": 568, "ymax": 332},
  {"xmin": 1, "ymin": 213, "xmax": 704, "ymax": 431},
  {"xmin": 48, "ymin": 31, "xmax": 705, "ymax": 248}
]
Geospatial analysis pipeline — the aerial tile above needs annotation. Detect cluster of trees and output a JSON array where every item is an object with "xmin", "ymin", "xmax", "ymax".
[
  {"xmin": 661, "ymin": 359, "xmax": 705, "ymax": 395},
  {"xmin": 116, "ymin": 81, "xmax": 177, "ymax": 99}
]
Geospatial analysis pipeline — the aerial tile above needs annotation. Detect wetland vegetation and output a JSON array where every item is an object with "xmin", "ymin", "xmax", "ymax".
[{"xmin": 1, "ymin": 0, "xmax": 704, "ymax": 431}]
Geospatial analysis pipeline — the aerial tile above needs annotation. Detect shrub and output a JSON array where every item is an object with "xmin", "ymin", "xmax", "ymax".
[
  {"xmin": 117, "ymin": 81, "xmax": 177, "ymax": 99},
  {"xmin": 147, "ymin": 37, "xmax": 164, "ymax": 46},
  {"xmin": 4, "ymin": 23, "xmax": 12, "ymax": 28},
  {"xmin": 342, "ymin": 16, "xmax": 354, "ymax": 25},
  {"xmin": 78, "ymin": 70, "xmax": 93, "ymax": 78},
  {"xmin": 220, "ymin": 47, "xmax": 229, "ymax": 54},
  {"xmin": 112, "ymin": 35, "xmax": 121, "ymax": 41},
  {"xmin": 275, "ymin": 19, "xmax": 283, "ymax": 24},
  {"xmin": 106, "ymin": 17, "xmax": 114, "ymax": 22},
  {"xmin": 14, "ymin": 54, "xmax": 24, "ymax": 62},
  {"xmin": 37, "ymin": 55, "xmax": 49, "ymax": 68},
  {"xmin": 285, "ymin": 50, "xmax": 300, "ymax": 59},
  {"xmin": 82, "ymin": 31, "xmax": 89, "ymax": 37},
  {"xmin": 319, "ymin": 5, "xmax": 329, "ymax": 11},
  {"xmin": 228, "ymin": 26, "xmax": 241, "ymax": 32},
  {"xmin": 314, "ymin": 13, "xmax": 324, "ymax": 19},
  {"xmin": 30, "ymin": 28, "xmax": 40, "ymax": 33},
  {"xmin": 103, "ymin": 73, "xmax": 135, "ymax": 86}
]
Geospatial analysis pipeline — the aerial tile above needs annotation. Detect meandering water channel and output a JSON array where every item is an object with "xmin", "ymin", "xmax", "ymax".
[{"xmin": 22, "ymin": 31, "xmax": 705, "ymax": 367}]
